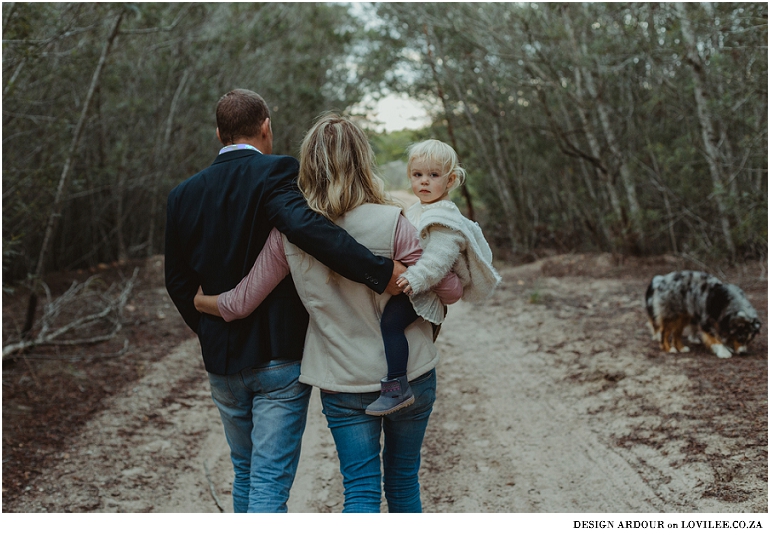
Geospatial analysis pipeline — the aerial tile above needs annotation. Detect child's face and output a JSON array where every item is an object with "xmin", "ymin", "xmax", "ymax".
[{"xmin": 409, "ymin": 158, "xmax": 455, "ymax": 204}]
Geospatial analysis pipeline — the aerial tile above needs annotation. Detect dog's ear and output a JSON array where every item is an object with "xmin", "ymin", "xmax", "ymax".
[{"xmin": 706, "ymin": 284, "xmax": 730, "ymax": 320}]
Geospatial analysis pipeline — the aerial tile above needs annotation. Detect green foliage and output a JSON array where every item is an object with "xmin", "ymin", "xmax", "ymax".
[
  {"xmin": 371, "ymin": 2, "xmax": 767, "ymax": 262},
  {"xmin": 2, "ymin": 2, "xmax": 393, "ymax": 283},
  {"xmin": 2, "ymin": 2, "xmax": 766, "ymax": 285},
  {"xmin": 369, "ymin": 128, "xmax": 427, "ymax": 165}
]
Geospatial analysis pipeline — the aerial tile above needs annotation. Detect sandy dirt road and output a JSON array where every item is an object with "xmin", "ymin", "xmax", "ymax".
[{"xmin": 5, "ymin": 256, "xmax": 767, "ymax": 515}]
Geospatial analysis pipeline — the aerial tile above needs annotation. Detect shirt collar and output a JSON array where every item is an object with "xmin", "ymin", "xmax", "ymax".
[{"xmin": 219, "ymin": 144, "xmax": 262, "ymax": 155}]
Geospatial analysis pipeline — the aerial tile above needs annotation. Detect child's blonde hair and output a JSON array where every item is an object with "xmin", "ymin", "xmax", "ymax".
[
  {"xmin": 406, "ymin": 139, "xmax": 466, "ymax": 191},
  {"xmin": 298, "ymin": 113, "xmax": 397, "ymax": 220}
]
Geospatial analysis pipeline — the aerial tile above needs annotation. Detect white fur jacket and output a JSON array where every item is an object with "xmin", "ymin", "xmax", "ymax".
[{"xmin": 402, "ymin": 200, "xmax": 502, "ymax": 324}]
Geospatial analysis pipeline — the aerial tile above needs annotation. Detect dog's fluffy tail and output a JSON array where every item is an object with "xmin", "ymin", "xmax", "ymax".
[{"xmin": 644, "ymin": 278, "xmax": 657, "ymax": 320}]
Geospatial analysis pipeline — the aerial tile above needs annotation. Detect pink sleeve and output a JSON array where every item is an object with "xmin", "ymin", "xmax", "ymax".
[
  {"xmin": 393, "ymin": 215, "xmax": 422, "ymax": 265},
  {"xmin": 217, "ymin": 228, "xmax": 290, "ymax": 321},
  {"xmin": 393, "ymin": 214, "xmax": 463, "ymax": 305}
]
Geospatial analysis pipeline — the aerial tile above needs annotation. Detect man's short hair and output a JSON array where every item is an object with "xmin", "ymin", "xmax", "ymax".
[{"xmin": 216, "ymin": 89, "xmax": 270, "ymax": 145}]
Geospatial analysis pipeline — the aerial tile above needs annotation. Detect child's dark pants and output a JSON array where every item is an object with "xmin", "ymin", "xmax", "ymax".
[{"xmin": 380, "ymin": 293, "xmax": 419, "ymax": 379}]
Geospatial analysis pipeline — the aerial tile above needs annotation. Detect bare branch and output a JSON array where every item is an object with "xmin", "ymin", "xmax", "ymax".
[
  {"xmin": 119, "ymin": 5, "xmax": 190, "ymax": 34},
  {"xmin": 33, "ymin": 10, "xmax": 125, "ymax": 280},
  {"xmin": 3, "ymin": 268, "xmax": 138, "ymax": 360},
  {"xmin": 2, "ymin": 2, "xmax": 17, "ymax": 34},
  {"xmin": 17, "ymin": 339, "xmax": 130, "ymax": 361}
]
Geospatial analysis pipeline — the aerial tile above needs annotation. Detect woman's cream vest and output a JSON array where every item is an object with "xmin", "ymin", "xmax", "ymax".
[{"xmin": 282, "ymin": 203, "xmax": 439, "ymax": 392}]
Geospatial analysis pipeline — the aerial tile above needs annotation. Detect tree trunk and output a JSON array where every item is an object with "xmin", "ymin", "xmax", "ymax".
[
  {"xmin": 148, "ymin": 67, "xmax": 189, "ymax": 256},
  {"xmin": 3, "ymin": 58, "xmax": 26, "ymax": 98},
  {"xmin": 423, "ymin": 25, "xmax": 475, "ymax": 221},
  {"xmin": 701, "ymin": 2, "xmax": 740, "ymax": 201},
  {"xmin": 430, "ymin": 29, "xmax": 518, "ymax": 247},
  {"xmin": 34, "ymin": 11, "xmax": 124, "ymax": 278},
  {"xmin": 556, "ymin": 98, "xmax": 613, "ymax": 248},
  {"xmin": 561, "ymin": 5, "xmax": 644, "ymax": 250},
  {"xmin": 674, "ymin": 2, "xmax": 736, "ymax": 257},
  {"xmin": 452, "ymin": 77, "xmax": 519, "ymax": 249},
  {"xmin": 115, "ymin": 149, "xmax": 129, "ymax": 262},
  {"xmin": 23, "ymin": 10, "xmax": 124, "ymax": 337},
  {"xmin": 478, "ymin": 65, "xmax": 530, "ymax": 240},
  {"xmin": 572, "ymin": 69, "xmax": 624, "ymax": 227},
  {"xmin": 523, "ymin": 56, "xmax": 617, "ymax": 249},
  {"xmin": 645, "ymin": 145, "xmax": 679, "ymax": 254},
  {"xmin": 581, "ymin": 65, "xmax": 645, "ymax": 245}
]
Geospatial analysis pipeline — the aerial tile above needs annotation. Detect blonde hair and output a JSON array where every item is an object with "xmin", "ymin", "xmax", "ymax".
[
  {"xmin": 406, "ymin": 139, "xmax": 466, "ymax": 190},
  {"xmin": 298, "ymin": 113, "xmax": 397, "ymax": 220}
]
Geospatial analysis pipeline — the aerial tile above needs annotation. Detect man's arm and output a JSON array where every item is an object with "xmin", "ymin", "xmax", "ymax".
[
  {"xmin": 264, "ymin": 156, "xmax": 397, "ymax": 295},
  {"xmin": 164, "ymin": 194, "xmax": 201, "ymax": 333}
]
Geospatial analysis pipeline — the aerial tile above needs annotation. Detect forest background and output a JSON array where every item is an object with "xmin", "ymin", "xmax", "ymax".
[
  {"xmin": 3, "ymin": 3, "xmax": 768, "ymax": 516},
  {"xmin": 2, "ymin": 1, "xmax": 767, "ymax": 295}
]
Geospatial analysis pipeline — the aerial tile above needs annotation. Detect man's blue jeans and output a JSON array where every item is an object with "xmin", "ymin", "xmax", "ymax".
[
  {"xmin": 320, "ymin": 369, "xmax": 436, "ymax": 513},
  {"xmin": 208, "ymin": 360, "xmax": 311, "ymax": 513}
]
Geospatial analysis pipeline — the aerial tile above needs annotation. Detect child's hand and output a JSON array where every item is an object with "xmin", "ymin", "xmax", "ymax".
[{"xmin": 396, "ymin": 276, "xmax": 413, "ymax": 296}]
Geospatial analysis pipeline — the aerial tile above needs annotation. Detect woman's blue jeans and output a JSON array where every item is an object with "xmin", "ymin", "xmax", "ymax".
[
  {"xmin": 320, "ymin": 369, "xmax": 436, "ymax": 513},
  {"xmin": 208, "ymin": 360, "xmax": 311, "ymax": 513}
]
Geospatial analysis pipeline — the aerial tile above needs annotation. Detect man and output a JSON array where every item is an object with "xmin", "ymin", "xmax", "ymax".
[{"xmin": 164, "ymin": 89, "xmax": 404, "ymax": 513}]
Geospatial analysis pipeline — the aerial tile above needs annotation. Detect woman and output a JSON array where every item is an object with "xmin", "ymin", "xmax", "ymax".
[{"xmin": 194, "ymin": 114, "xmax": 462, "ymax": 512}]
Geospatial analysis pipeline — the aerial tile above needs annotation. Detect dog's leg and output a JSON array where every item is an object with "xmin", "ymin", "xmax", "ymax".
[
  {"xmin": 683, "ymin": 323, "xmax": 701, "ymax": 345},
  {"xmin": 648, "ymin": 319, "xmax": 661, "ymax": 342},
  {"xmin": 701, "ymin": 332, "xmax": 732, "ymax": 358},
  {"xmin": 732, "ymin": 340, "xmax": 748, "ymax": 355},
  {"xmin": 671, "ymin": 316, "xmax": 690, "ymax": 353},
  {"xmin": 660, "ymin": 322, "xmax": 673, "ymax": 353}
]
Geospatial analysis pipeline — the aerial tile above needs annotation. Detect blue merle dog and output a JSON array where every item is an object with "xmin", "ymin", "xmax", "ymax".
[{"xmin": 645, "ymin": 271, "xmax": 761, "ymax": 358}]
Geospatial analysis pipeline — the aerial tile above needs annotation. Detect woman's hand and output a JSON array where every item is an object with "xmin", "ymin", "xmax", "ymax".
[
  {"xmin": 194, "ymin": 287, "xmax": 223, "ymax": 317},
  {"xmin": 194, "ymin": 287, "xmax": 204, "ymax": 312}
]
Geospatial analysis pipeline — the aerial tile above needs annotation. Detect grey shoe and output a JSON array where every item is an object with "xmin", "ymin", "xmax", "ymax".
[{"xmin": 365, "ymin": 376, "xmax": 415, "ymax": 416}]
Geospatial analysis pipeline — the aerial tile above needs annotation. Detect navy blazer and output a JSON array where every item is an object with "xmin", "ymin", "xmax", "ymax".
[{"xmin": 165, "ymin": 149, "xmax": 394, "ymax": 375}]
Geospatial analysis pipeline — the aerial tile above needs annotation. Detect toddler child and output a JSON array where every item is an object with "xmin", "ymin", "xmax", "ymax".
[{"xmin": 366, "ymin": 139, "xmax": 502, "ymax": 416}]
